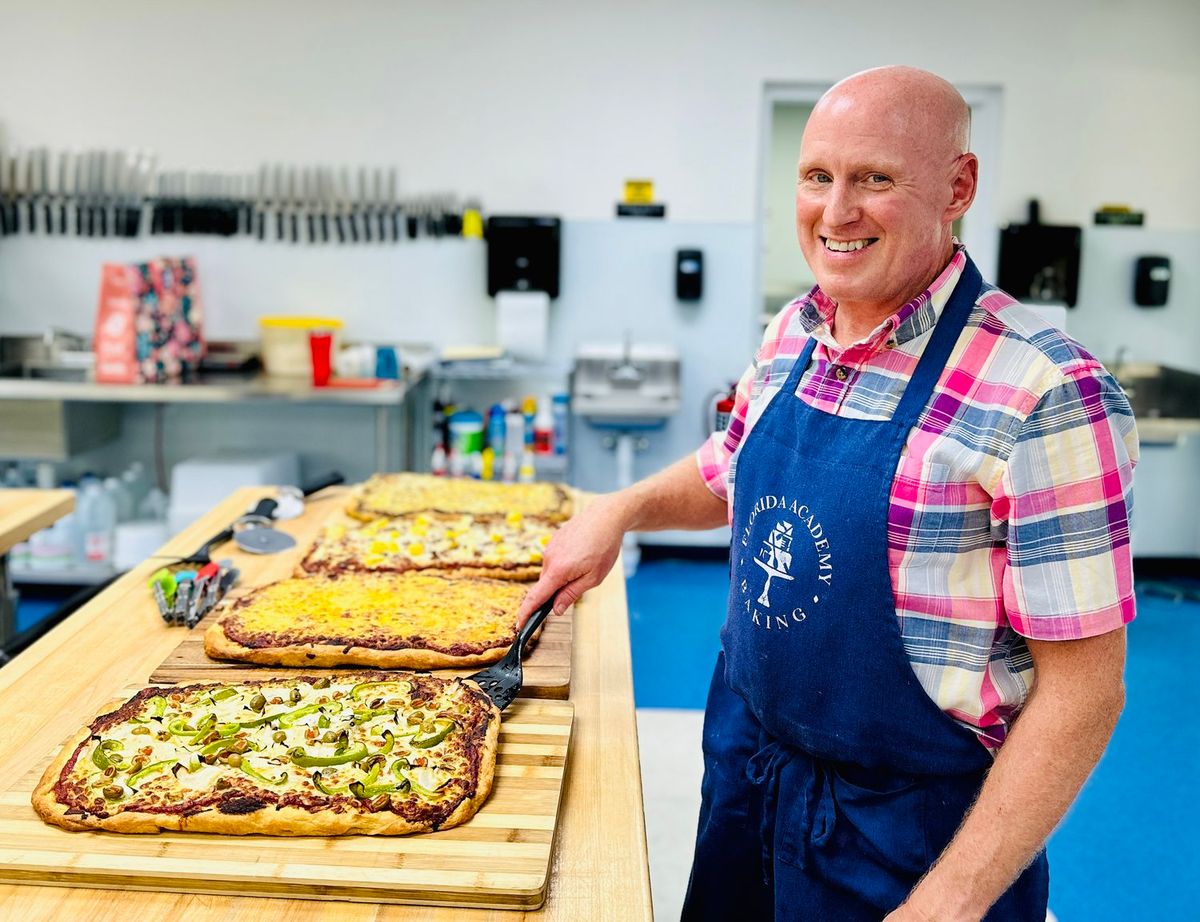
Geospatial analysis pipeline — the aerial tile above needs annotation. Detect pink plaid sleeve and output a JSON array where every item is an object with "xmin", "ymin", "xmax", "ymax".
[
  {"xmin": 997, "ymin": 366, "xmax": 1139, "ymax": 640},
  {"xmin": 695, "ymin": 303, "xmax": 801, "ymax": 501}
]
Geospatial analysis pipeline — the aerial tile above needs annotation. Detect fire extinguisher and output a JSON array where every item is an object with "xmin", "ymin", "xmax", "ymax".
[{"xmin": 706, "ymin": 384, "xmax": 737, "ymax": 435}]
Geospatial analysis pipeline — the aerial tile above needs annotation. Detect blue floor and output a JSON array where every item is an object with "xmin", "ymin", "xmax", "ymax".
[{"xmin": 627, "ymin": 559, "xmax": 1200, "ymax": 922}]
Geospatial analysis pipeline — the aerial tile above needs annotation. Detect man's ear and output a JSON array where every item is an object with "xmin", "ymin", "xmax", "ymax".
[{"xmin": 945, "ymin": 153, "xmax": 978, "ymax": 223}]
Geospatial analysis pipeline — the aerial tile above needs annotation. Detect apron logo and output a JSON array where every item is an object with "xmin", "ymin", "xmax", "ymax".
[
  {"xmin": 737, "ymin": 494, "xmax": 833, "ymax": 633},
  {"xmin": 753, "ymin": 521, "xmax": 794, "ymax": 607}
]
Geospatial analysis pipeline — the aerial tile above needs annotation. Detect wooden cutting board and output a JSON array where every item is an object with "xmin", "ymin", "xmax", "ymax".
[
  {"xmin": 0, "ymin": 695, "xmax": 572, "ymax": 910},
  {"xmin": 148, "ymin": 605, "xmax": 572, "ymax": 697}
]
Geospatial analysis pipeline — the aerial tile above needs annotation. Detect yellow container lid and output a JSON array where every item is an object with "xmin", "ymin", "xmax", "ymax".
[{"xmin": 259, "ymin": 316, "xmax": 344, "ymax": 330}]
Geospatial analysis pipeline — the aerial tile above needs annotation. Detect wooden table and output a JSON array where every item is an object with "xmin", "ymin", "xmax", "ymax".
[
  {"xmin": 0, "ymin": 489, "xmax": 74, "ymax": 645},
  {"xmin": 0, "ymin": 487, "xmax": 653, "ymax": 920}
]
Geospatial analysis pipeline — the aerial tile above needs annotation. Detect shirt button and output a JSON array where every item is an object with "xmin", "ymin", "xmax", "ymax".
[
  {"xmin": 833, "ymin": 366, "xmax": 849, "ymax": 381},
  {"xmin": 885, "ymin": 339, "xmax": 897, "ymax": 350}
]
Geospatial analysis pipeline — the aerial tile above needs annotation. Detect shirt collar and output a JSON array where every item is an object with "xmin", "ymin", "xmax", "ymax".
[{"xmin": 791, "ymin": 241, "xmax": 968, "ymax": 358}]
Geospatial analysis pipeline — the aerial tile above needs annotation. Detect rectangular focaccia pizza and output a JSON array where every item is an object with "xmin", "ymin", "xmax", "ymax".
[
  {"xmin": 346, "ymin": 473, "xmax": 573, "ymax": 523},
  {"xmin": 33, "ymin": 672, "xmax": 499, "ymax": 836},
  {"xmin": 204, "ymin": 571, "xmax": 528, "ymax": 669},
  {"xmin": 299, "ymin": 511, "xmax": 554, "ymax": 581}
]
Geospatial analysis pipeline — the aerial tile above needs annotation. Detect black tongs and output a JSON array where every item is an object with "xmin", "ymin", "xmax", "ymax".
[{"xmin": 468, "ymin": 595, "xmax": 557, "ymax": 711}]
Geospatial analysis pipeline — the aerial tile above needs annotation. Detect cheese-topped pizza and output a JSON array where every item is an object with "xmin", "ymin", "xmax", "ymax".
[
  {"xmin": 204, "ymin": 571, "xmax": 527, "ymax": 669},
  {"xmin": 33, "ymin": 672, "xmax": 499, "ymax": 836},
  {"xmin": 347, "ymin": 473, "xmax": 573, "ymax": 523},
  {"xmin": 299, "ymin": 511, "xmax": 553, "ymax": 581}
]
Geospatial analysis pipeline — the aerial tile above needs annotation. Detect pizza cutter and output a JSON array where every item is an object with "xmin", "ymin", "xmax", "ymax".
[
  {"xmin": 230, "ymin": 471, "xmax": 345, "ymax": 553},
  {"xmin": 467, "ymin": 594, "xmax": 557, "ymax": 711}
]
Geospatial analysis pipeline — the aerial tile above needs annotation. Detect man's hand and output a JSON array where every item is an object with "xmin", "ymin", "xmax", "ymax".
[
  {"xmin": 515, "ymin": 455, "xmax": 728, "ymax": 627},
  {"xmin": 515, "ymin": 495, "xmax": 630, "ymax": 626}
]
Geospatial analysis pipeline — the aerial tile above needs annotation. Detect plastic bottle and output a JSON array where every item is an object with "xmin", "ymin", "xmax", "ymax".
[
  {"xmin": 481, "ymin": 446, "xmax": 495, "ymax": 481},
  {"xmin": 104, "ymin": 476, "xmax": 135, "ymax": 523},
  {"xmin": 138, "ymin": 487, "xmax": 169, "ymax": 522},
  {"xmin": 121, "ymin": 461, "xmax": 150, "ymax": 510},
  {"xmin": 518, "ymin": 447, "xmax": 536, "ymax": 484},
  {"xmin": 486, "ymin": 404, "xmax": 507, "ymax": 459},
  {"xmin": 430, "ymin": 443, "xmax": 448, "ymax": 476},
  {"xmin": 552, "ymin": 393, "xmax": 570, "ymax": 456},
  {"xmin": 77, "ymin": 480, "xmax": 117, "ymax": 567},
  {"xmin": 35, "ymin": 461, "xmax": 57, "ymax": 490},
  {"xmin": 521, "ymin": 396, "xmax": 537, "ymax": 447},
  {"xmin": 533, "ymin": 397, "xmax": 554, "ymax": 455}
]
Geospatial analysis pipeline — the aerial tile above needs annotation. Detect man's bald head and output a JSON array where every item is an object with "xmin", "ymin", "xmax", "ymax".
[
  {"xmin": 794, "ymin": 65, "xmax": 979, "ymax": 327},
  {"xmin": 813, "ymin": 65, "xmax": 970, "ymax": 164}
]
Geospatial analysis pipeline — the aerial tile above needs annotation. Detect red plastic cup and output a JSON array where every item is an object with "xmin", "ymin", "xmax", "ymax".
[{"xmin": 309, "ymin": 329, "xmax": 333, "ymax": 386}]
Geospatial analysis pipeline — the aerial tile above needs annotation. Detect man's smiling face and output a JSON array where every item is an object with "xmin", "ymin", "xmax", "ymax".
[{"xmin": 794, "ymin": 69, "xmax": 975, "ymax": 319}]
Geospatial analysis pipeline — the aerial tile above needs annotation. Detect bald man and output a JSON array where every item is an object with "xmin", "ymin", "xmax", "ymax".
[{"xmin": 519, "ymin": 66, "xmax": 1136, "ymax": 920}]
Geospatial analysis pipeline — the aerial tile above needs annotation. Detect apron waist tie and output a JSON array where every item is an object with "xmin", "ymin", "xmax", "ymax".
[{"xmin": 745, "ymin": 739, "xmax": 837, "ymax": 884}]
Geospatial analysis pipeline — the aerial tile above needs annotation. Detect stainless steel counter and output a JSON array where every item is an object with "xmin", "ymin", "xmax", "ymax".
[
  {"xmin": 0, "ymin": 374, "xmax": 417, "ymax": 406},
  {"xmin": 0, "ymin": 368, "xmax": 431, "ymax": 472}
]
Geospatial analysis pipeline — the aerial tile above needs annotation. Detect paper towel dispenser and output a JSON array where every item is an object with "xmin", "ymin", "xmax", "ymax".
[{"xmin": 486, "ymin": 216, "xmax": 561, "ymax": 298}]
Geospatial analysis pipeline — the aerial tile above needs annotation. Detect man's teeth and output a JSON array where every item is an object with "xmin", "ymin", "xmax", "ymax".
[{"xmin": 824, "ymin": 238, "xmax": 872, "ymax": 252}]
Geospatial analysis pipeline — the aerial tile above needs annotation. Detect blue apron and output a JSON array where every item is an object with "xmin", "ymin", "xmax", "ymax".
[{"xmin": 682, "ymin": 258, "xmax": 1049, "ymax": 921}]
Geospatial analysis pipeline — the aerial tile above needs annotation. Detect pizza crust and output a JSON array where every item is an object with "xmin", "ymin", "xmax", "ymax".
[
  {"xmin": 32, "ymin": 681, "xmax": 500, "ymax": 836},
  {"xmin": 204, "ymin": 620, "xmax": 509, "ymax": 669},
  {"xmin": 295, "ymin": 559, "xmax": 542, "ymax": 582}
]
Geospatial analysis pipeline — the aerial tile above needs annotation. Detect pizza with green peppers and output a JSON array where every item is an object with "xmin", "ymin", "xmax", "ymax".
[{"xmin": 32, "ymin": 672, "xmax": 500, "ymax": 836}]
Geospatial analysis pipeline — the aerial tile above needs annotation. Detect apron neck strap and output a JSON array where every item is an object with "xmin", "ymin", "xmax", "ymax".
[
  {"xmin": 781, "ymin": 254, "xmax": 984, "ymax": 422},
  {"xmin": 892, "ymin": 255, "xmax": 982, "ymax": 424}
]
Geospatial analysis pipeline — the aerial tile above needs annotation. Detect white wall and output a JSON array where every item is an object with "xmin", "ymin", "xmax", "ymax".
[{"xmin": 0, "ymin": 0, "xmax": 1197, "ymax": 229}]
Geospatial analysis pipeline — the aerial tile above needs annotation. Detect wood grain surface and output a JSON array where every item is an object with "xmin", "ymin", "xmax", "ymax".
[
  {"xmin": 0, "ymin": 696, "xmax": 572, "ymax": 909},
  {"xmin": 150, "ymin": 606, "xmax": 571, "ymax": 697},
  {"xmin": 0, "ymin": 487, "xmax": 652, "ymax": 921},
  {"xmin": 0, "ymin": 489, "xmax": 74, "ymax": 554}
]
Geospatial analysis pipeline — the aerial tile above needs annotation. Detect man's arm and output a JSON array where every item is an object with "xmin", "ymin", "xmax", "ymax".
[
  {"xmin": 888, "ymin": 627, "xmax": 1127, "ymax": 921},
  {"xmin": 515, "ymin": 455, "xmax": 727, "ymax": 623}
]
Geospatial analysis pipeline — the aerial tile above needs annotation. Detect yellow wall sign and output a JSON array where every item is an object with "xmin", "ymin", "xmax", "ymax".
[{"xmin": 624, "ymin": 179, "xmax": 655, "ymax": 204}]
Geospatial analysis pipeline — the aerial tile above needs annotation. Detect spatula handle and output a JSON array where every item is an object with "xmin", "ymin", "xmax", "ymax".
[{"xmin": 515, "ymin": 595, "xmax": 557, "ymax": 656}]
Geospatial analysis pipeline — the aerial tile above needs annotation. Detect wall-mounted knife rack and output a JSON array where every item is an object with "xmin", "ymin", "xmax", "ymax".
[{"xmin": 0, "ymin": 147, "xmax": 482, "ymax": 243}]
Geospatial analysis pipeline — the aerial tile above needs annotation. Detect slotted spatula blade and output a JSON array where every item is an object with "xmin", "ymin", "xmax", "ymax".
[{"xmin": 468, "ymin": 596, "xmax": 557, "ymax": 711}]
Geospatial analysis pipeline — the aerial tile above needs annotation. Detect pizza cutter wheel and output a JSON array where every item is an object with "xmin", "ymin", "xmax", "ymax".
[{"xmin": 232, "ymin": 514, "xmax": 297, "ymax": 554}]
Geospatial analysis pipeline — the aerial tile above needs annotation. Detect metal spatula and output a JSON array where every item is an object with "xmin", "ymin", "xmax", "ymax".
[{"xmin": 468, "ymin": 596, "xmax": 557, "ymax": 711}]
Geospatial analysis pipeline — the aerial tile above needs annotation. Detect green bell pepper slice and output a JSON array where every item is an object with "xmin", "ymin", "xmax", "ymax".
[
  {"xmin": 242, "ymin": 699, "xmax": 344, "ymax": 731},
  {"xmin": 378, "ymin": 730, "xmax": 396, "ymax": 755},
  {"xmin": 351, "ymin": 707, "xmax": 395, "ymax": 726},
  {"xmin": 167, "ymin": 717, "xmax": 197, "ymax": 736},
  {"xmin": 350, "ymin": 680, "xmax": 409, "ymax": 701},
  {"xmin": 410, "ymin": 718, "xmax": 456, "ymax": 749},
  {"xmin": 91, "ymin": 739, "xmax": 124, "ymax": 770},
  {"xmin": 239, "ymin": 761, "xmax": 288, "ymax": 786},
  {"xmin": 349, "ymin": 779, "xmax": 402, "ymax": 798},
  {"xmin": 312, "ymin": 771, "xmax": 347, "ymax": 796},
  {"xmin": 400, "ymin": 767, "xmax": 448, "ymax": 800},
  {"xmin": 290, "ymin": 742, "xmax": 368, "ymax": 768},
  {"xmin": 128, "ymin": 759, "xmax": 176, "ymax": 788},
  {"xmin": 132, "ymin": 695, "xmax": 168, "ymax": 723}
]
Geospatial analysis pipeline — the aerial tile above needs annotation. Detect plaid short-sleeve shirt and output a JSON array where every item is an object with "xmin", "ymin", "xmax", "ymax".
[{"xmin": 697, "ymin": 245, "xmax": 1138, "ymax": 749}]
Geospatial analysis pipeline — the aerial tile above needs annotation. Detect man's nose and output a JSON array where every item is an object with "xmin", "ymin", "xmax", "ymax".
[{"xmin": 822, "ymin": 181, "xmax": 862, "ymax": 227}]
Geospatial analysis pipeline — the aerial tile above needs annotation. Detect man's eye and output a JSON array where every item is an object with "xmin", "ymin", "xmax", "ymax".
[
  {"xmin": 867, "ymin": 174, "xmax": 891, "ymax": 184},
  {"xmin": 808, "ymin": 173, "xmax": 832, "ymax": 184}
]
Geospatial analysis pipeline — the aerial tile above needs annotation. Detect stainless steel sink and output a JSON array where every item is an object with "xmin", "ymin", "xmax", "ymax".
[
  {"xmin": 572, "ymin": 342, "xmax": 681, "ymax": 427},
  {"xmin": 1113, "ymin": 363, "xmax": 1200, "ymax": 419}
]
